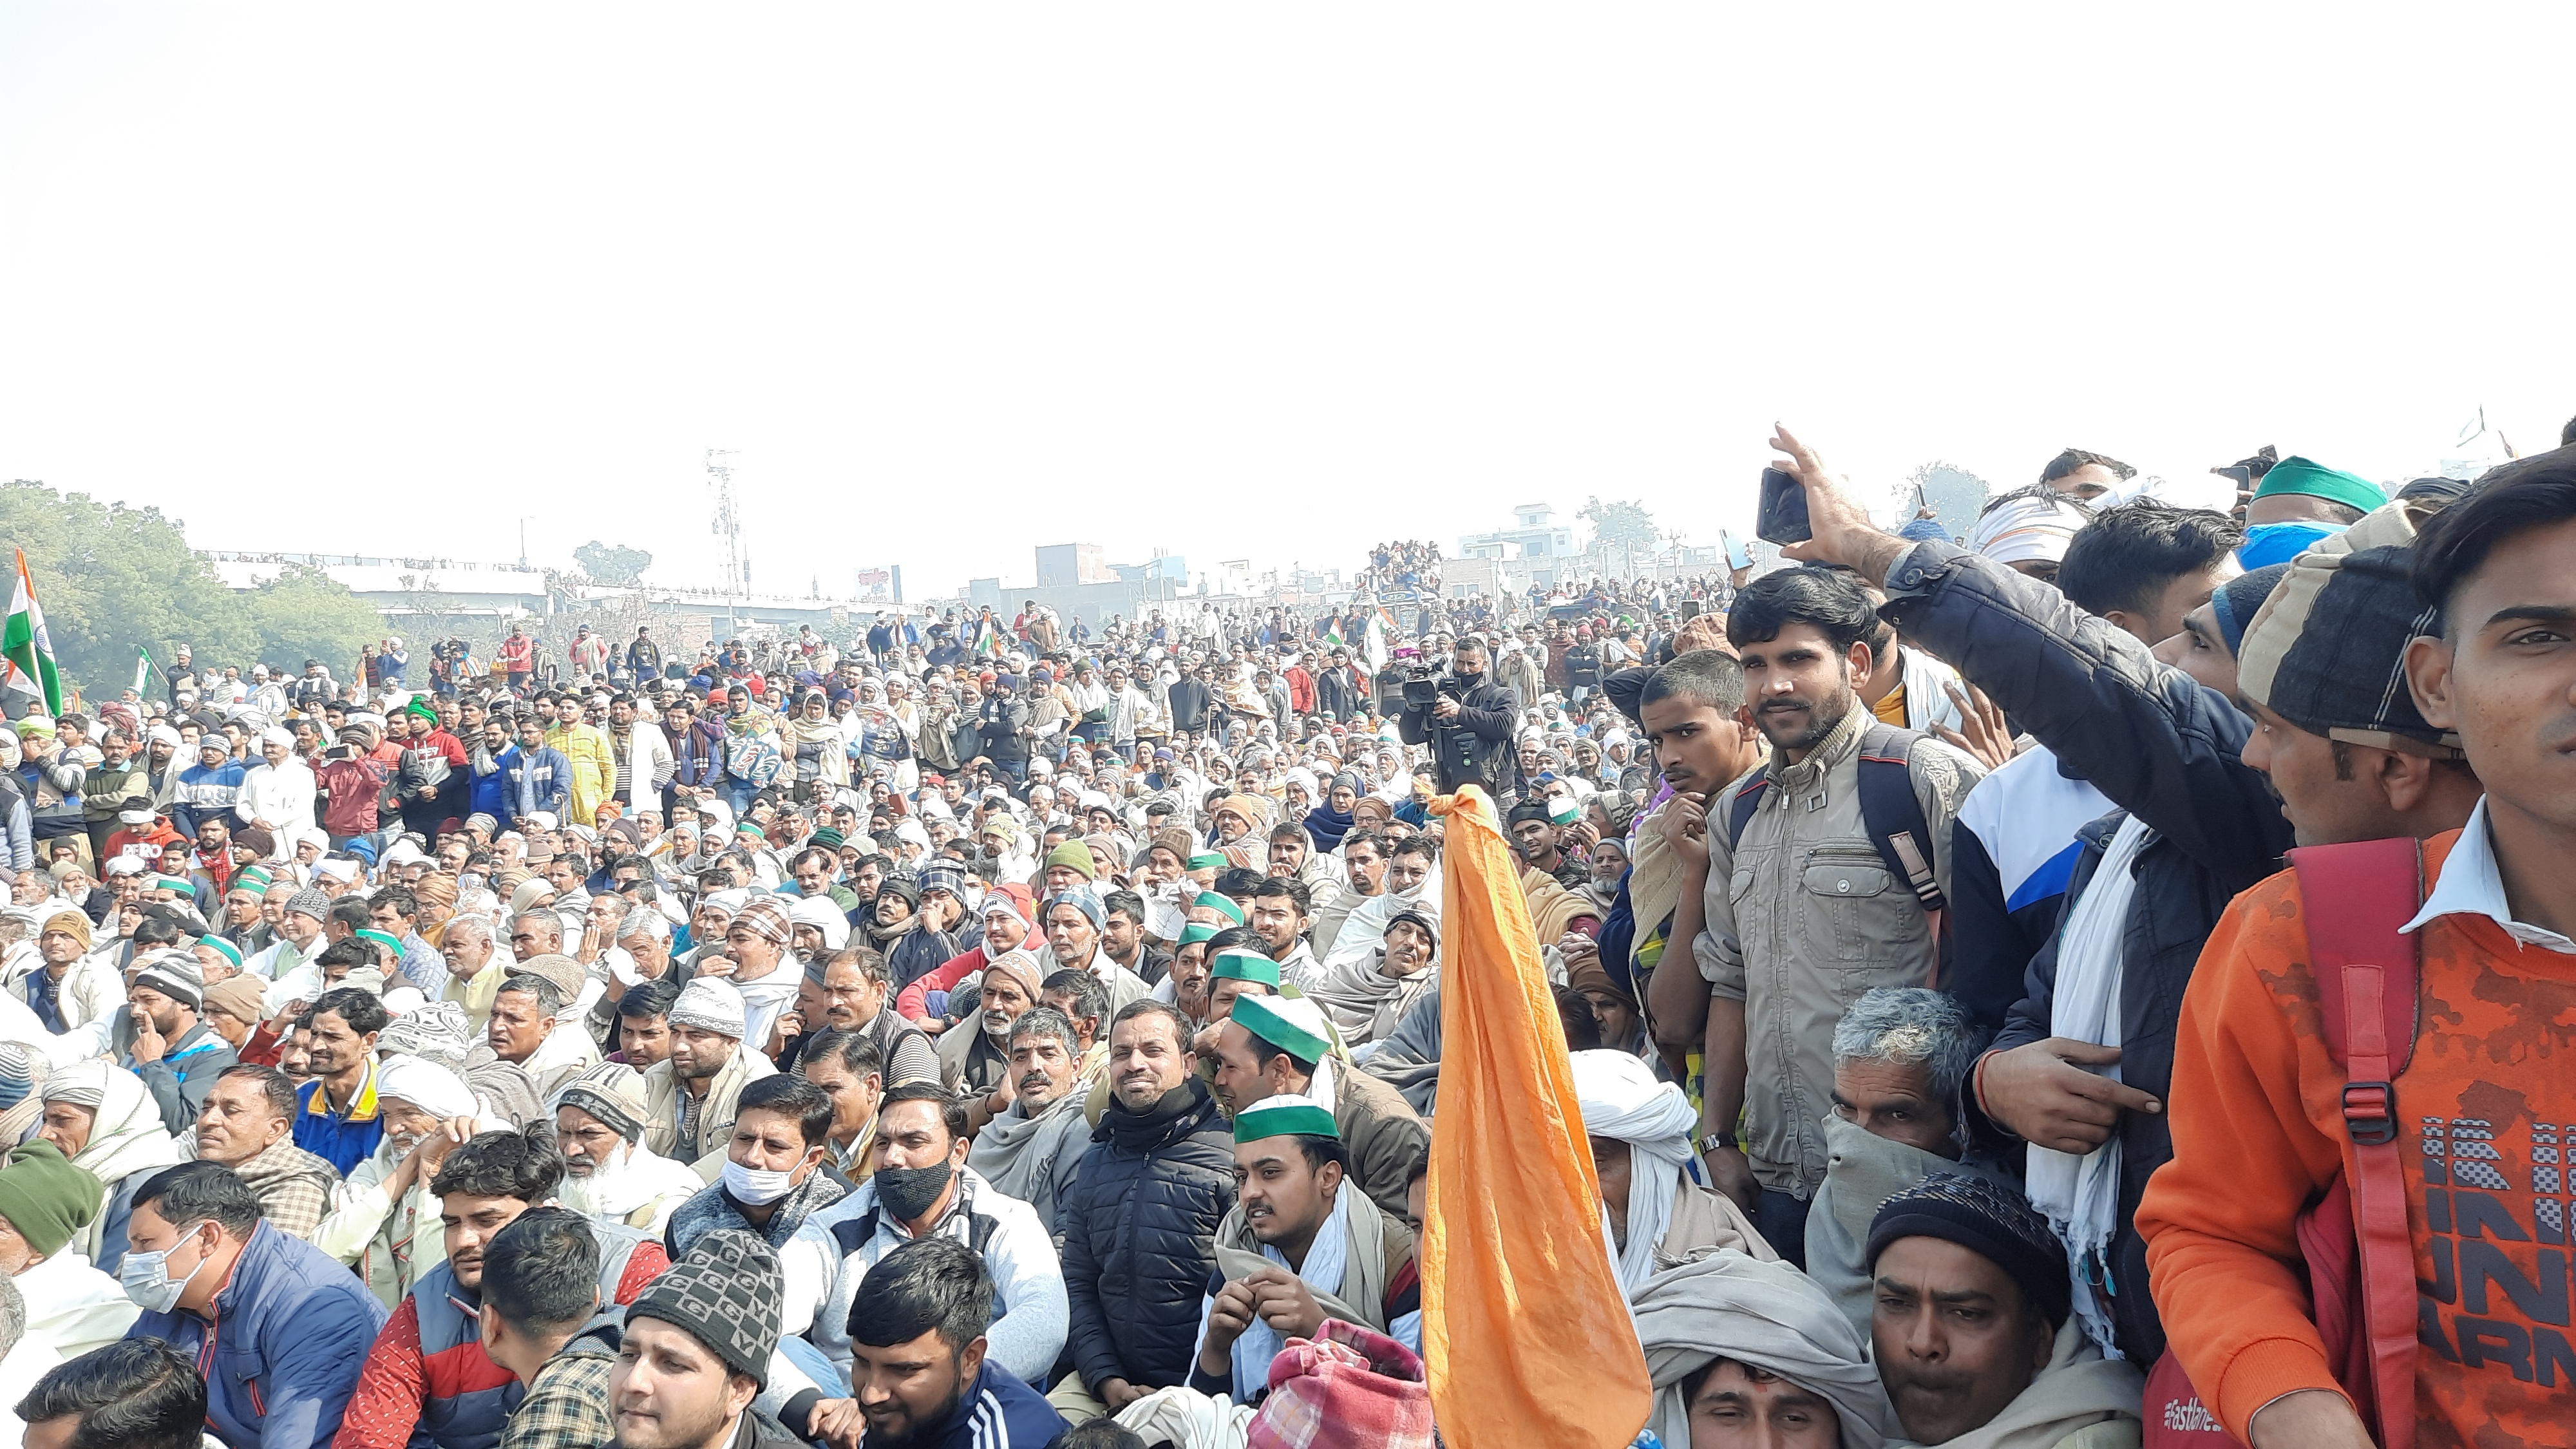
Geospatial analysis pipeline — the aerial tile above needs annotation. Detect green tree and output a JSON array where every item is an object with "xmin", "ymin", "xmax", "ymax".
[
  {"xmin": 238, "ymin": 564, "xmax": 385, "ymax": 674},
  {"xmin": 574, "ymin": 541, "xmax": 654, "ymax": 583},
  {"xmin": 0, "ymin": 478, "xmax": 387, "ymax": 702},
  {"xmin": 1578, "ymin": 497, "xmax": 1660, "ymax": 547},
  {"xmin": 0, "ymin": 479, "xmax": 254, "ymax": 700}
]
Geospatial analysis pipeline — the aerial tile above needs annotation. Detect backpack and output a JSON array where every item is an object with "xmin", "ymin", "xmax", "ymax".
[
  {"xmin": 1723, "ymin": 720, "xmax": 1949, "ymax": 970},
  {"xmin": 2143, "ymin": 836, "xmax": 2423, "ymax": 1449}
]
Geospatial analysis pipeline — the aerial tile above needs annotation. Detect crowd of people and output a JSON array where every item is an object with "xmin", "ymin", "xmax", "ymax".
[
  {"xmin": 2, "ymin": 417, "xmax": 2573, "ymax": 1448},
  {"xmin": 1356, "ymin": 542, "xmax": 1443, "ymax": 597}
]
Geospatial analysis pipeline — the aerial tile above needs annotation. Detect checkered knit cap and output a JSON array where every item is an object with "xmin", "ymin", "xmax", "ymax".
[
  {"xmin": 1866, "ymin": 1171, "xmax": 2071, "ymax": 1329},
  {"xmin": 626, "ymin": 1228, "xmax": 783, "ymax": 1388}
]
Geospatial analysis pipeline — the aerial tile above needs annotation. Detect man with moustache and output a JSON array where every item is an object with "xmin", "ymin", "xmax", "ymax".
[{"xmin": 1662, "ymin": 567, "xmax": 1982, "ymax": 1264}]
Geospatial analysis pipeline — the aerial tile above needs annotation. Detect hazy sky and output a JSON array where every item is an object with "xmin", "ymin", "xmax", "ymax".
[{"xmin": 5, "ymin": 6, "xmax": 2572, "ymax": 601}]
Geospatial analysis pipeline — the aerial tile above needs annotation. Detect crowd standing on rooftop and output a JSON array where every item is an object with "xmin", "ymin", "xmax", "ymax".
[{"xmin": 6, "ymin": 416, "xmax": 2576, "ymax": 1448}]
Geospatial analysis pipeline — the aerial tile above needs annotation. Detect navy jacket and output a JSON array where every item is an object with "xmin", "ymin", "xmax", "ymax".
[
  {"xmin": 1880, "ymin": 540, "xmax": 2293, "ymax": 1362},
  {"xmin": 129, "ymin": 1220, "xmax": 388, "ymax": 1449},
  {"xmin": 1056, "ymin": 1077, "xmax": 1236, "ymax": 1394}
]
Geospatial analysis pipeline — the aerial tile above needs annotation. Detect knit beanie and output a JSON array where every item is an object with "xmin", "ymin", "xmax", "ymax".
[
  {"xmin": 37, "ymin": 907, "xmax": 90, "ymax": 950},
  {"xmin": 2206, "ymin": 563, "xmax": 2290, "ymax": 658},
  {"xmin": 553, "ymin": 1063, "xmax": 652, "ymax": 1144},
  {"xmin": 0, "ymin": 1046, "xmax": 32, "ymax": 1112},
  {"xmin": 1041, "ymin": 840, "xmax": 1096, "ymax": 882},
  {"xmin": 284, "ymin": 887, "xmax": 333, "ymax": 925},
  {"xmin": 668, "ymin": 977, "xmax": 748, "ymax": 1040},
  {"xmin": 0, "ymin": 1139, "xmax": 105, "ymax": 1258},
  {"xmin": 1866, "ymin": 1171, "xmax": 2072, "ymax": 1329},
  {"xmin": 131, "ymin": 950, "xmax": 205, "ymax": 1010},
  {"xmin": 627, "ymin": 1229, "xmax": 784, "ymax": 1388}
]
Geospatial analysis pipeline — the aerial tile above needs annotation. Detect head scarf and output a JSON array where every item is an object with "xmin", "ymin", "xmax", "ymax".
[
  {"xmin": 1631, "ymin": 1252, "xmax": 1891, "ymax": 1449},
  {"xmin": 39, "ymin": 1062, "xmax": 184, "ymax": 1187},
  {"xmin": 786, "ymin": 893, "xmax": 851, "ymax": 953},
  {"xmin": 1571, "ymin": 1050, "xmax": 1699, "ymax": 1295},
  {"xmin": 377, "ymin": 1057, "xmax": 481, "ymax": 1119},
  {"xmin": 1966, "ymin": 489, "xmax": 2092, "ymax": 569}
]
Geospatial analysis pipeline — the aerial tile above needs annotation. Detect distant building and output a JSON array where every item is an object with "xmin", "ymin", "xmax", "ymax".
[{"xmin": 1459, "ymin": 503, "xmax": 1575, "ymax": 560}]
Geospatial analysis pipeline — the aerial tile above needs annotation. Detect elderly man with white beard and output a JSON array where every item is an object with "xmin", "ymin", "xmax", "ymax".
[
  {"xmin": 551, "ymin": 1063, "xmax": 703, "ymax": 1236},
  {"xmin": 312, "ymin": 1056, "xmax": 498, "ymax": 1308}
]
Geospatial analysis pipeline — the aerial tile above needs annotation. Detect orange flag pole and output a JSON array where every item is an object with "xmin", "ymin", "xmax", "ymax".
[{"xmin": 1423, "ymin": 784, "xmax": 1652, "ymax": 1448}]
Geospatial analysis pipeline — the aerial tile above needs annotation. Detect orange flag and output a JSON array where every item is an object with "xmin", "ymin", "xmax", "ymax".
[{"xmin": 1423, "ymin": 784, "xmax": 1652, "ymax": 1447}]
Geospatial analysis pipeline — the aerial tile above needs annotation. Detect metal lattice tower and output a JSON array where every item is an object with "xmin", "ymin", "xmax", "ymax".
[{"xmin": 706, "ymin": 448, "xmax": 743, "ymax": 627}]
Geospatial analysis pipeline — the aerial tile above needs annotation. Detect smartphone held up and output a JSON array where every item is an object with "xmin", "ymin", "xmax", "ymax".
[{"xmin": 1756, "ymin": 466, "xmax": 1812, "ymax": 546}]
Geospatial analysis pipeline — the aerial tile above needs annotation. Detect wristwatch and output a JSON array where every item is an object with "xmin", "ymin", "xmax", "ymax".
[{"xmin": 1698, "ymin": 1131, "xmax": 1738, "ymax": 1155}]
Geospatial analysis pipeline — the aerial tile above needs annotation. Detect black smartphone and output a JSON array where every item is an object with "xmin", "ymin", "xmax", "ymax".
[
  {"xmin": 1756, "ymin": 467, "xmax": 1812, "ymax": 545},
  {"xmin": 1678, "ymin": 600, "xmax": 1703, "ymax": 622}
]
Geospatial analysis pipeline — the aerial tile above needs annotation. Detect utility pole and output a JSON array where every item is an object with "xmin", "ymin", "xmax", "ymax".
[{"xmin": 706, "ymin": 449, "xmax": 742, "ymax": 632}]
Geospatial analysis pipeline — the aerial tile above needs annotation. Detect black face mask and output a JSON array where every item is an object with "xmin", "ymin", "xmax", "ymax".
[
  {"xmin": 1450, "ymin": 670, "xmax": 1482, "ymax": 690},
  {"xmin": 874, "ymin": 1161, "xmax": 956, "ymax": 1224}
]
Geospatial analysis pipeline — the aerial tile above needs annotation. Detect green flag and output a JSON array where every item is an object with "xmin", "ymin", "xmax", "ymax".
[
  {"xmin": 2, "ymin": 549, "xmax": 62, "ymax": 717},
  {"xmin": 133, "ymin": 645, "xmax": 155, "ymax": 696}
]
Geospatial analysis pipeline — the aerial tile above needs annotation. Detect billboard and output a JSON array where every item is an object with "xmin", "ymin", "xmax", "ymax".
[{"xmin": 851, "ymin": 565, "xmax": 903, "ymax": 605}]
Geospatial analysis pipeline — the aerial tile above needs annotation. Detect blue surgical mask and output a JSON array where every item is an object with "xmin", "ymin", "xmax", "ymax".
[{"xmin": 120, "ymin": 1220, "xmax": 211, "ymax": 1314}]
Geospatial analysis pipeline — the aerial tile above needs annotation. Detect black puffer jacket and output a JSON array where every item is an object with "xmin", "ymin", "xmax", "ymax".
[
  {"xmin": 1880, "ymin": 540, "xmax": 2293, "ymax": 1363},
  {"xmin": 1057, "ymin": 1075, "xmax": 1236, "ymax": 1394}
]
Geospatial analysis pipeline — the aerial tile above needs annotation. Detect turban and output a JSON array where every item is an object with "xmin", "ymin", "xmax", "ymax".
[
  {"xmin": 730, "ymin": 896, "xmax": 793, "ymax": 947},
  {"xmin": 786, "ymin": 895, "xmax": 850, "ymax": 952},
  {"xmin": 507, "ymin": 953, "xmax": 588, "ymax": 1007},
  {"xmin": 1633, "ymin": 1253, "xmax": 1890, "ymax": 1449},
  {"xmin": 377, "ymin": 1057, "xmax": 479, "ymax": 1119},
  {"xmin": 377, "ymin": 999, "xmax": 474, "ymax": 1068},
  {"xmin": 1571, "ymin": 1048, "xmax": 1698, "ymax": 1294},
  {"xmin": 669, "ymin": 977, "xmax": 747, "ymax": 1039},
  {"xmin": 1965, "ymin": 489, "xmax": 2092, "ymax": 569},
  {"xmin": 259, "ymin": 726, "xmax": 295, "ymax": 749},
  {"xmin": 699, "ymin": 887, "xmax": 751, "ymax": 919}
]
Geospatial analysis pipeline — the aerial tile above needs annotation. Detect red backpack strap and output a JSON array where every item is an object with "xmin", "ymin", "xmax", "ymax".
[{"xmin": 2286, "ymin": 837, "xmax": 2424, "ymax": 1449}]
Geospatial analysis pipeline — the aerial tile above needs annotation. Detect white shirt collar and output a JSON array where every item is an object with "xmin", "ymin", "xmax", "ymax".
[{"xmin": 2399, "ymin": 797, "xmax": 2576, "ymax": 954}]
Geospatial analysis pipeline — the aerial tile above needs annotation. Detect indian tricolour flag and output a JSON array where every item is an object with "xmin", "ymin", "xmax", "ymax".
[{"xmin": 2, "ymin": 549, "xmax": 62, "ymax": 717}]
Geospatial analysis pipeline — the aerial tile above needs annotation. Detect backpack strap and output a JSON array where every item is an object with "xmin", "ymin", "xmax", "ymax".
[
  {"xmin": 2287, "ymin": 837, "xmax": 2424, "ymax": 1449},
  {"xmin": 1722, "ymin": 765, "xmax": 1772, "ymax": 853},
  {"xmin": 1854, "ymin": 723, "xmax": 1946, "ymax": 916}
]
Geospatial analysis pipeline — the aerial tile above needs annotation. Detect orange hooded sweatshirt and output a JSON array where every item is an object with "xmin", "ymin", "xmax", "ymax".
[{"xmin": 2139, "ymin": 828, "xmax": 2576, "ymax": 1446}]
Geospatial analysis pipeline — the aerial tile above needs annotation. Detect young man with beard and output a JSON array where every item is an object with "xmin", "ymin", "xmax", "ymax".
[
  {"xmin": 768, "ymin": 1086, "xmax": 1066, "ymax": 1439},
  {"xmin": 122, "ymin": 950, "xmax": 234, "ymax": 1133},
  {"xmin": 1204, "ymin": 994, "xmax": 1426, "ymax": 1224},
  {"xmin": 1048, "ymin": 1001, "xmax": 1236, "ymax": 1423},
  {"xmin": 641, "ymin": 978, "xmax": 777, "ymax": 1171},
  {"xmin": 664, "ymin": 1074, "xmax": 846, "ymax": 1258},
  {"xmin": 842, "ymin": 1238, "xmax": 1070, "ymax": 1449},
  {"xmin": 1307, "ymin": 829, "xmax": 1387, "ymax": 960},
  {"xmin": 340, "ymin": 1127, "xmax": 672, "ymax": 1449},
  {"xmin": 1187, "ymin": 1099, "xmax": 1420, "ymax": 1406},
  {"xmin": 1672, "ymin": 567, "xmax": 1983, "ymax": 1264},
  {"xmin": 293, "ymin": 985, "xmax": 393, "ymax": 1174},
  {"xmin": 963, "ymin": 1006, "xmax": 1092, "ymax": 1240}
]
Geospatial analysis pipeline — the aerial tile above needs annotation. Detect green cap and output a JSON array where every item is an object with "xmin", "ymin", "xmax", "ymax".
[
  {"xmin": 357, "ymin": 928, "xmax": 404, "ymax": 956},
  {"xmin": 1210, "ymin": 949, "xmax": 1280, "ymax": 987},
  {"xmin": 1229, "ymin": 992, "xmax": 1332, "ymax": 1065},
  {"xmin": 1178, "ymin": 922, "xmax": 1220, "ymax": 947},
  {"xmin": 1196, "ymin": 891, "xmax": 1245, "ymax": 925},
  {"xmin": 1232, "ymin": 1092, "xmax": 1340, "ymax": 1143},
  {"xmin": 231, "ymin": 866, "xmax": 273, "ymax": 895},
  {"xmin": 199, "ymin": 934, "xmax": 243, "ymax": 968},
  {"xmin": 0, "ymin": 1140, "xmax": 105, "ymax": 1258},
  {"xmin": 1187, "ymin": 851, "xmax": 1227, "ymax": 871},
  {"xmin": 2251, "ymin": 456, "xmax": 2387, "ymax": 516},
  {"xmin": 1548, "ymin": 796, "xmax": 1579, "ymax": 826},
  {"xmin": 153, "ymin": 875, "xmax": 193, "ymax": 893}
]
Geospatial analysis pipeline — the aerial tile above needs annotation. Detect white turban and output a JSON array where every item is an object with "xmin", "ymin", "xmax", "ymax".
[
  {"xmin": 787, "ymin": 893, "xmax": 851, "ymax": 952},
  {"xmin": 1964, "ymin": 490, "xmax": 2093, "ymax": 568},
  {"xmin": 1571, "ymin": 1049, "xmax": 1701, "ymax": 1295},
  {"xmin": 259, "ymin": 726, "xmax": 295, "ymax": 749},
  {"xmin": 1633, "ymin": 1252, "xmax": 1891, "ymax": 1449},
  {"xmin": 376, "ymin": 1057, "xmax": 480, "ymax": 1119}
]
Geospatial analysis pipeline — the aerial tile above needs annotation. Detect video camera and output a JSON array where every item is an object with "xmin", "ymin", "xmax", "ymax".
[{"xmin": 1398, "ymin": 665, "xmax": 1447, "ymax": 710}]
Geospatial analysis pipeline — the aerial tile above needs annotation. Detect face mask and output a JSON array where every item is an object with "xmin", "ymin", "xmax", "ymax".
[
  {"xmin": 873, "ymin": 1160, "xmax": 956, "ymax": 1224},
  {"xmin": 120, "ymin": 1221, "xmax": 211, "ymax": 1314},
  {"xmin": 721, "ymin": 1157, "xmax": 801, "ymax": 1206}
]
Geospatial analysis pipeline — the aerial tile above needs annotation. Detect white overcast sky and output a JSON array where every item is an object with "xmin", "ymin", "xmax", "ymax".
[{"xmin": 5, "ymin": 6, "xmax": 2573, "ymax": 601}]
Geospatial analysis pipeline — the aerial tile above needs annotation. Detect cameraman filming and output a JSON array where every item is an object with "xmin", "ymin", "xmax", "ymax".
[{"xmin": 1396, "ymin": 635, "xmax": 1520, "ymax": 802}]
